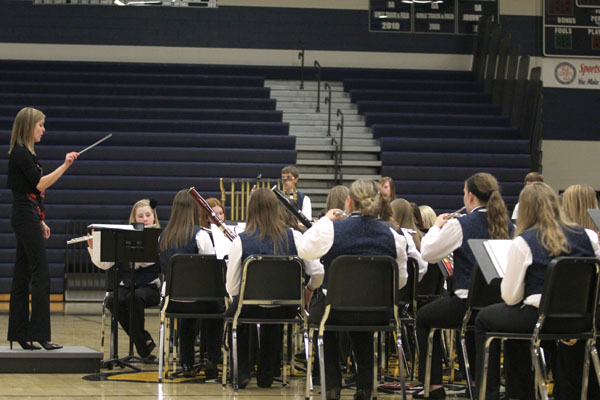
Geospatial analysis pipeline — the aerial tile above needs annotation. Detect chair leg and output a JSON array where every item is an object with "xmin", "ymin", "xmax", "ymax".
[
  {"xmin": 446, "ymin": 330, "xmax": 455, "ymax": 384},
  {"xmin": 222, "ymin": 321, "xmax": 229, "ymax": 388},
  {"xmin": 165, "ymin": 318, "xmax": 171, "ymax": 377},
  {"xmin": 580, "ymin": 339, "xmax": 593, "ymax": 400},
  {"xmin": 100, "ymin": 299, "xmax": 107, "ymax": 355},
  {"xmin": 460, "ymin": 334, "xmax": 474, "ymax": 400},
  {"xmin": 305, "ymin": 328, "xmax": 313, "ymax": 400},
  {"xmin": 317, "ymin": 334, "xmax": 327, "ymax": 400},
  {"xmin": 424, "ymin": 328, "xmax": 437, "ymax": 398},
  {"xmin": 283, "ymin": 323, "xmax": 288, "ymax": 387},
  {"xmin": 531, "ymin": 340, "xmax": 549, "ymax": 400},
  {"xmin": 158, "ymin": 316, "xmax": 165, "ymax": 382},
  {"xmin": 479, "ymin": 337, "xmax": 494, "ymax": 400},
  {"xmin": 232, "ymin": 327, "xmax": 239, "ymax": 391},
  {"xmin": 589, "ymin": 341, "xmax": 600, "ymax": 392},
  {"xmin": 395, "ymin": 327, "xmax": 408, "ymax": 400},
  {"xmin": 291, "ymin": 324, "xmax": 297, "ymax": 378},
  {"xmin": 373, "ymin": 332, "xmax": 378, "ymax": 399},
  {"xmin": 380, "ymin": 331, "xmax": 386, "ymax": 383}
]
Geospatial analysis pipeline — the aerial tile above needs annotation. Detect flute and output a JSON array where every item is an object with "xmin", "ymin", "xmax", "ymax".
[
  {"xmin": 188, "ymin": 187, "xmax": 237, "ymax": 241},
  {"xmin": 445, "ymin": 206, "xmax": 466, "ymax": 219},
  {"xmin": 67, "ymin": 235, "xmax": 92, "ymax": 245}
]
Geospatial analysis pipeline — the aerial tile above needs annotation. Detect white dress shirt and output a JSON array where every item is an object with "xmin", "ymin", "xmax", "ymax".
[
  {"xmin": 301, "ymin": 194, "xmax": 313, "ymax": 221},
  {"xmin": 501, "ymin": 229, "xmax": 600, "ymax": 308},
  {"xmin": 399, "ymin": 228, "xmax": 428, "ymax": 281},
  {"xmin": 225, "ymin": 229, "xmax": 325, "ymax": 298},
  {"xmin": 296, "ymin": 216, "xmax": 409, "ymax": 290},
  {"xmin": 420, "ymin": 207, "xmax": 487, "ymax": 299}
]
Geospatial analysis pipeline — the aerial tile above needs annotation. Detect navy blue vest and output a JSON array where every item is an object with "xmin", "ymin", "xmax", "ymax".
[
  {"xmin": 521, "ymin": 225, "xmax": 594, "ymax": 298},
  {"xmin": 320, "ymin": 214, "xmax": 397, "ymax": 289},
  {"xmin": 455, "ymin": 210, "xmax": 515, "ymax": 290},
  {"xmin": 158, "ymin": 226, "xmax": 201, "ymax": 274},
  {"xmin": 240, "ymin": 228, "xmax": 297, "ymax": 263}
]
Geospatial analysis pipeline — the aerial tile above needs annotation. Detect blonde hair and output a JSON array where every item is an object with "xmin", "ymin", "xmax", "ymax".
[
  {"xmin": 9, "ymin": 107, "xmax": 45, "ymax": 155},
  {"xmin": 349, "ymin": 179, "xmax": 389, "ymax": 218},
  {"xmin": 245, "ymin": 188, "xmax": 289, "ymax": 253},
  {"xmin": 516, "ymin": 182, "xmax": 570, "ymax": 256},
  {"xmin": 325, "ymin": 185, "xmax": 349, "ymax": 212},
  {"xmin": 562, "ymin": 184, "xmax": 599, "ymax": 231},
  {"xmin": 391, "ymin": 198, "xmax": 423, "ymax": 250},
  {"xmin": 159, "ymin": 189, "xmax": 203, "ymax": 251},
  {"xmin": 378, "ymin": 176, "xmax": 396, "ymax": 201},
  {"xmin": 419, "ymin": 205, "xmax": 437, "ymax": 229},
  {"xmin": 128, "ymin": 199, "xmax": 160, "ymax": 227},
  {"xmin": 466, "ymin": 173, "xmax": 510, "ymax": 239},
  {"xmin": 200, "ymin": 197, "xmax": 224, "ymax": 228}
]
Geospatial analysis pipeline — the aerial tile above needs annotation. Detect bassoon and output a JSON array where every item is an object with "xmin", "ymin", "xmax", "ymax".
[{"xmin": 188, "ymin": 187, "xmax": 237, "ymax": 241}]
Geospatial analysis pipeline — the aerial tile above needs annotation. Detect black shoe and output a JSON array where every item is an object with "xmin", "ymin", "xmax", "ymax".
[
  {"xmin": 146, "ymin": 341, "xmax": 156, "ymax": 354},
  {"xmin": 257, "ymin": 375, "xmax": 273, "ymax": 388},
  {"xmin": 326, "ymin": 387, "xmax": 341, "ymax": 400},
  {"xmin": 182, "ymin": 363, "xmax": 196, "ymax": 378},
  {"xmin": 10, "ymin": 341, "xmax": 41, "ymax": 350},
  {"xmin": 38, "ymin": 341, "xmax": 62, "ymax": 350},
  {"xmin": 412, "ymin": 387, "xmax": 446, "ymax": 399},
  {"xmin": 204, "ymin": 360, "xmax": 218, "ymax": 380},
  {"xmin": 141, "ymin": 354, "xmax": 157, "ymax": 364},
  {"xmin": 237, "ymin": 374, "xmax": 250, "ymax": 389},
  {"xmin": 354, "ymin": 389, "xmax": 372, "ymax": 400}
]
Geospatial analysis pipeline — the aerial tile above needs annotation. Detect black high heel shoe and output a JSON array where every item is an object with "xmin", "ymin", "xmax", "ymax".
[
  {"xmin": 10, "ymin": 341, "xmax": 41, "ymax": 350},
  {"xmin": 38, "ymin": 341, "xmax": 62, "ymax": 350}
]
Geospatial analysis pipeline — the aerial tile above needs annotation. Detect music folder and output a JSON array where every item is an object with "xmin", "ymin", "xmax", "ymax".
[
  {"xmin": 587, "ymin": 209, "xmax": 600, "ymax": 231},
  {"xmin": 468, "ymin": 239, "xmax": 513, "ymax": 284}
]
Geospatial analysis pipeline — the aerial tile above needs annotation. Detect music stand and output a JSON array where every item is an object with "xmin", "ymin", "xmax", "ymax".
[
  {"xmin": 468, "ymin": 239, "xmax": 509, "ymax": 284},
  {"xmin": 89, "ymin": 224, "xmax": 162, "ymax": 371},
  {"xmin": 587, "ymin": 209, "xmax": 600, "ymax": 231}
]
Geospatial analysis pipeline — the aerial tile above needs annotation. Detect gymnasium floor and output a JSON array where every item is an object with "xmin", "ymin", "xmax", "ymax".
[{"xmin": 0, "ymin": 303, "xmax": 464, "ymax": 400}]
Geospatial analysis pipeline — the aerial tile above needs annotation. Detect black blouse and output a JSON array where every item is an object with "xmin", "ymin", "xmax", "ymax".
[{"xmin": 7, "ymin": 144, "xmax": 45, "ymax": 219}]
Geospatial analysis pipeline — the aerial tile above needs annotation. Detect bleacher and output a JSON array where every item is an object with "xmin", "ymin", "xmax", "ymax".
[{"xmin": 0, "ymin": 60, "xmax": 296, "ymax": 294}]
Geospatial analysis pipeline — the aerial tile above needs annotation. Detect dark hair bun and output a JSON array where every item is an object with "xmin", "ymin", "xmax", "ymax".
[{"xmin": 149, "ymin": 199, "xmax": 158, "ymax": 209}]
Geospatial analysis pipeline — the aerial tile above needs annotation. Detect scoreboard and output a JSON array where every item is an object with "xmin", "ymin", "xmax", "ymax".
[
  {"xmin": 544, "ymin": 0, "xmax": 600, "ymax": 57},
  {"xmin": 369, "ymin": 0, "xmax": 498, "ymax": 35}
]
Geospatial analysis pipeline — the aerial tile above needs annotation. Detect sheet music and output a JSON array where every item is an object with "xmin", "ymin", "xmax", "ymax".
[
  {"xmin": 483, "ymin": 240, "xmax": 513, "ymax": 278},
  {"xmin": 88, "ymin": 223, "xmax": 136, "ymax": 231}
]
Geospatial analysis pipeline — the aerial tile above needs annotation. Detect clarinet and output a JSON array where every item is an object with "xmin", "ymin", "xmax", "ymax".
[
  {"xmin": 188, "ymin": 187, "xmax": 237, "ymax": 241},
  {"xmin": 271, "ymin": 187, "xmax": 313, "ymax": 228}
]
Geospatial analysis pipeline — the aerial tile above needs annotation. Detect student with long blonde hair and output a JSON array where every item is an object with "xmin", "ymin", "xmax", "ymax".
[
  {"xmin": 391, "ymin": 198, "xmax": 423, "ymax": 250},
  {"xmin": 158, "ymin": 189, "xmax": 220, "ymax": 378},
  {"xmin": 562, "ymin": 184, "xmax": 599, "ymax": 231},
  {"xmin": 415, "ymin": 172, "xmax": 513, "ymax": 399},
  {"xmin": 474, "ymin": 182, "xmax": 600, "ymax": 400},
  {"xmin": 226, "ymin": 188, "xmax": 323, "ymax": 388}
]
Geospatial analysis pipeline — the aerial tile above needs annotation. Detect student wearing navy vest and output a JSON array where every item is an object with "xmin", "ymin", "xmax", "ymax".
[
  {"xmin": 297, "ymin": 179, "xmax": 409, "ymax": 400},
  {"xmin": 415, "ymin": 172, "xmax": 513, "ymax": 399},
  {"xmin": 226, "ymin": 188, "xmax": 324, "ymax": 388},
  {"xmin": 7, "ymin": 107, "xmax": 78, "ymax": 351},
  {"xmin": 89, "ymin": 199, "xmax": 161, "ymax": 361},
  {"xmin": 159, "ymin": 189, "xmax": 221, "ymax": 378},
  {"xmin": 474, "ymin": 183, "xmax": 600, "ymax": 400},
  {"xmin": 281, "ymin": 165, "xmax": 312, "ymax": 220}
]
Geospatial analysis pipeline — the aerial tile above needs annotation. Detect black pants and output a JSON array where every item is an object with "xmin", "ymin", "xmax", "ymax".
[
  {"xmin": 8, "ymin": 212, "xmax": 50, "ymax": 342},
  {"xmin": 415, "ymin": 294, "xmax": 473, "ymax": 385},
  {"xmin": 167, "ymin": 301, "xmax": 224, "ymax": 366},
  {"xmin": 106, "ymin": 285, "xmax": 160, "ymax": 357},
  {"xmin": 475, "ymin": 302, "xmax": 591, "ymax": 400}
]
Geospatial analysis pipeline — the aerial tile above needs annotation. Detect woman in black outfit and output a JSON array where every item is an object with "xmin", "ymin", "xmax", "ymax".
[{"xmin": 7, "ymin": 107, "xmax": 78, "ymax": 350}]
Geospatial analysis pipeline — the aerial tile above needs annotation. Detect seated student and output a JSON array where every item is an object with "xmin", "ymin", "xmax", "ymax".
[
  {"xmin": 281, "ymin": 165, "xmax": 312, "ymax": 220},
  {"xmin": 324, "ymin": 185, "xmax": 349, "ymax": 215},
  {"xmin": 379, "ymin": 176, "xmax": 396, "ymax": 202},
  {"xmin": 562, "ymin": 184, "xmax": 599, "ymax": 232},
  {"xmin": 297, "ymin": 179, "xmax": 409, "ymax": 400},
  {"xmin": 158, "ymin": 189, "xmax": 222, "ymax": 378},
  {"xmin": 474, "ymin": 182, "xmax": 600, "ymax": 400},
  {"xmin": 88, "ymin": 199, "xmax": 161, "ymax": 361},
  {"xmin": 418, "ymin": 205, "xmax": 437, "ymax": 231},
  {"xmin": 512, "ymin": 172, "xmax": 544, "ymax": 220},
  {"xmin": 391, "ymin": 198, "xmax": 424, "ymax": 251},
  {"xmin": 226, "ymin": 188, "xmax": 324, "ymax": 388},
  {"xmin": 415, "ymin": 172, "xmax": 513, "ymax": 399}
]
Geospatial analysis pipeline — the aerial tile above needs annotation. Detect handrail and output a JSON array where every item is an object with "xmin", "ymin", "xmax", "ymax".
[
  {"xmin": 298, "ymin": 40, "xmax": 305, "ymax": 90},
  {"xmin": 332, "ymin": 108, "xmax": 344, "ymax": 185},
  {"xmin": 324, "ymin": 82, "xmax": 332, "ymax": 135},
  {"xmin": 336, "ymin": 108, "xmax": 344, "ymax": 164},
  {"xmin": 314, "ymin": 60, "xmax": 321, "ymax": 112}
]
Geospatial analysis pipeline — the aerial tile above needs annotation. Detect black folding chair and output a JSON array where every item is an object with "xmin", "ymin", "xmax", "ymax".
[
  {"xmin": 225, "ymin": 255, "xmax": 306, "ymax": 391},
  {"xmin": 305, "ymin": 255, "xmax": 407, "ymax": 400},
  {"xmin": 158, "ymin": 254, "xmax": 226, "ymax": 381},
  {"xmin": 479, "ymin": 257, "xmax": 600, "ymax": 400}
]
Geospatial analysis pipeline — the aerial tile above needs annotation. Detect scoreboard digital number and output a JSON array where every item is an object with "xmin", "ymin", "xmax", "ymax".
[
  {"xmin": 544, "ymin": 0, "xmax": 600, "ymax": 56},
  {"xmin": 369, "ymin": 0, "xmax": 498, "ymax": 35}
]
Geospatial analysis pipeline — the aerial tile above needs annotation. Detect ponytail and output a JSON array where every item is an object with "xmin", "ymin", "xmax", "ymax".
[{"xmin": 466, "ymin": 173, "xmax": 510, "ymax": 239}]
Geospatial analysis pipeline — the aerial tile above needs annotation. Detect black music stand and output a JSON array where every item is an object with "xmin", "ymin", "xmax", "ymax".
[
  {"xmin": 90, "ymin": 224, "xmax": 162, "ymax": 371},
  {"xmin": 468, "ymin": 239, "xmax": 507, "ymax": 284},
  {"xmin": 587, "ymin": 209, "xmax": 600, "ymax": 231}
]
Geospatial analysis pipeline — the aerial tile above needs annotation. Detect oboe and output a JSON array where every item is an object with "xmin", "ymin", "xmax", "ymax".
[{"xmin": 188, "ymin": 187, "xmax": 237, "ymax": 241}]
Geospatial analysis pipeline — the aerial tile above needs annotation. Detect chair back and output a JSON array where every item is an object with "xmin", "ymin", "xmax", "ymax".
[
  {"xmin": 539, "ymin": 257, "xmax": 600, "ymax": 321},
  {"xmin": 467, "ymin": 264, "xmax": 502, "ymax": 311},
  {"xmin": 239, "ymin": 255, "xmax": 304, "ymax": 306},
  {"xmin": 165, "ymin": 254, "xmax": 226, "ymax": 302},
  {"xmin": 416, "ymin": 262, "xmax": 446, "ymax": 306},
  {"xmin": 397, "ymin": 258, "xmax": 418, "ymax": 308},
  {"xmin": 326, "ymin": 255, "xmax": 397, "ymax": 312}
]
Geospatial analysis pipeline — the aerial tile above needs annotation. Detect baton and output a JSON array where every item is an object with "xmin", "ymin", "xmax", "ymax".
[{"xmin": 79, "ymin": 134, "xmax": 112, "ymax": 155}]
